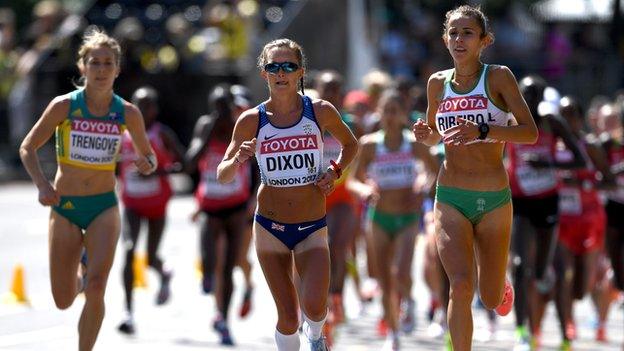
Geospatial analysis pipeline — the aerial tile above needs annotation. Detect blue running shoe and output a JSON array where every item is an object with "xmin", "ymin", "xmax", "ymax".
[
  {"xmin": 213, "ymin": 318, "xmax": 235, "ymax": 346},
  {"xmin": 308, "ymin": 336, "xmax": 330, "ymax": 351}
]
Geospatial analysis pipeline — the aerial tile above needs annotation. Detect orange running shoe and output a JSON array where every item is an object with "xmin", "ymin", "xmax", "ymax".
[
  {"xmin": 239, "ymin": 287, "xmax": 253, "ymax": 318},
  {"xmin": 322, "ymin": 318, "xmax": 334, "ymax": 347},
  {"xmin": 531, "ymin": 327, "xmax": 542, "ymax": 350},
  {"xmin": 596, "ymin": 324, "xmax": 607, "ymax": 342},
  {"xmin": 495, "ymin": 279, "xmax": 514, "ymax": 316},
  {"xmin": 377, "ymin": 318, "xmax": 389, "ymax": 337},
  {"xmin": 565, "ymin": 320, "xmax": 577, "ymax": 340},
  {"xmin": 331, "ymin": 294, "xmax": 345, "ymax": 325}
]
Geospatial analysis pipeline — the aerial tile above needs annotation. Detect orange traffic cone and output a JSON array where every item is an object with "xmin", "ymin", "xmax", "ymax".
[
  {"xmin": 195, "ymin": 258, "xmax": 203, "ymax": 279},
  {"xmin": 133, "ymin": 253, "xmax": 148, "ymax": 289},
  {"xmin": 2, "ymin": 264, "xmax": 30, "ymax": 305}
]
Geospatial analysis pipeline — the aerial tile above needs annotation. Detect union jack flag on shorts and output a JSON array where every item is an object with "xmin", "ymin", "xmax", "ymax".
[{"xmin": 271, "ymin": 222, "xmax": 285, "ymax": 232}]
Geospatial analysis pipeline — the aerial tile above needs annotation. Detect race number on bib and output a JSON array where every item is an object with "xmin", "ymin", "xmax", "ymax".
[
  {"xmin": 558, "ymin": 187, "xmax": 582, "ymax": 215},
  {"xmin": 124, "ymin": 170, "xmax": 161, "ymax": 197},
  {"xmin": 516, "ymin": 166, "xmax": 557, "ymax": 196},
  {"xmin": 203, "ymin": 172, "xmax": 245, "ymax": 198}
]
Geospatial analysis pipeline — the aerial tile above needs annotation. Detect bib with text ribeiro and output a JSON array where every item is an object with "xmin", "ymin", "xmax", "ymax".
[{"xmin": 436, "ymin": 95, "xmax": 499, "ymax": 144}]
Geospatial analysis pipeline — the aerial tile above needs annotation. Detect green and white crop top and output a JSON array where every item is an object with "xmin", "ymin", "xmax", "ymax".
[{"xmin": 435, "ymin": 64, "xmax": 511, "ymax": 145}]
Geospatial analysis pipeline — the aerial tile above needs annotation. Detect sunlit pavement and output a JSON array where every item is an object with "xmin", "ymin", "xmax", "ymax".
[{"xmin": 1, "ymin": 182, "xmax": 622, "ymax": 350}]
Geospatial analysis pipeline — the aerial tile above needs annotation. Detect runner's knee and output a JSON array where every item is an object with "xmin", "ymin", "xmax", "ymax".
[
  {"xmin": 53, "ymin": 293, "xmax": 75, "ymax": 310},
  {"xmin": 480, "ymin": 286, "xmax": 503, "ymax": 309},
  {"xmin": 84, "ymin": 274, "xmax": 107, "ymax": 300},
  {"xmin": 301, "ymin": 296, "xmax": 327, "ymax": 320},
  {"xmin": 275, "ymin": 310, "xmax": 299, "ymax": 334},
  {"xmin": 449, "ymin": 275, "xmax": 474, "ymax": 304}
]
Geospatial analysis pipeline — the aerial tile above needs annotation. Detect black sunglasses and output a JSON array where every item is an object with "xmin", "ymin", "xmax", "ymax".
[{"xmin": 264, "ymin": 61, "xmax": 300, "ymax": 74}]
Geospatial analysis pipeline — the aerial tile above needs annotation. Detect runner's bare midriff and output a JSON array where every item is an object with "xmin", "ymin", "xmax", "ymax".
[
  {"xmin": 256, "ymin": 183, "xmax": 326, "ymax": 222},
  {"xmin": 375, "ymin": 188, "xmax": 423, "ymax": 214},
  {"xmin": 438, "ymin": 143, "xmax": 509, "ymax": 190},
  {"xmin": 54, "ymin": 164, "xmax": 116, "ymax": 195}
]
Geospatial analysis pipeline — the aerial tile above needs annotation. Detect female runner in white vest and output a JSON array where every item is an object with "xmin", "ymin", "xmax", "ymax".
[
  {"xmin": 349, "ymin": 89, "xmax": 439, "ymax": 350},
  {"xmin": 217, "ymin": 38, "xmax": 358, "ymax": 351},
  {"xmin": 412, "ymin": 5, "xmax": 538, "ymax": 351}
]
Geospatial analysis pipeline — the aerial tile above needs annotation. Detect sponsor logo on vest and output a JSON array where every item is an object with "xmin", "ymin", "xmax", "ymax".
[
  {"xmin": 437, "ymin": 96, "xmax": 487, "ymax": 113},
  {"xmin": 264, "ymin": 133, "xmax": 279, "ymax": 140},
  {"xmin": 260, "ymin": 135, "xmax": 318, "ymax": 154},
  {"xmin": 303, "ymin": 123, "xmax": 314, "ymax": 135},
  {"xmin": 437, "ymin": 96, "xmax": 496, "ymax": 133},
  {"xmin": 376, "ymin": 152, "xmax": 412, "ymax": 162},
  {"xmin": 72, "ymin": 118, "xmax": 121, "ymax": 134}
]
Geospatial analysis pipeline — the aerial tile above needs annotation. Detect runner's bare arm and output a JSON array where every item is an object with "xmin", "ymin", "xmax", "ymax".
[
  {"xmin": 125, "ymin": 103, "xmax": 157, "ymax": 174},
  {"xmin": 159, "ymin": 124, "xmax": 186, "ymax": 171},
  {"xmin": 549, "ymin": 115, "xmax": 585, "ymax": 169},
  {"xmin": 316, "ymin": 100, "xmax": 359, "ymax": 173},
  {"xmin": 585, "ymin": 138, "xmax": 617, "ymax": 190},
  {"xmin": 185, "ymin": 115, "xmax": 215, "ymax": 173},
  {"xmin": 217, "ymin": 109, "xmax": 258, "ymax": 184},
  {"xmin": 19, "ymin": 96, "xmax": 69, "ymax": 205},
  {"xmin": 346, "ymin": 136, "xmax": 378, "ymax": 202},
  {"xmin": 412, "ymin": 142, "xmax": 440, "ymax": 196},
  {"xmin": 414, "ymin": 73, "xmax": 444, "ymax": 146}
]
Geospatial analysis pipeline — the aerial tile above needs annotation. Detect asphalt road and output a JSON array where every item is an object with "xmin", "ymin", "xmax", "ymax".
[{"xmin": 0, "ymin": 182, "xmax": 622, "ymax": 350}]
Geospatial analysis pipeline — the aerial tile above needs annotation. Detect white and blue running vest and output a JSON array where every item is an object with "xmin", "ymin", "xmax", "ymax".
[{"xmin": 255, "ymin": 95, "xmax": 323, "ymax": 187}]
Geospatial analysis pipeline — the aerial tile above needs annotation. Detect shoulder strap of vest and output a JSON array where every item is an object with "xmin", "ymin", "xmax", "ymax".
[
  {"xmin": 375, "ymin": 130, "xmax": 386, "ymax": 154},
  {"xmin": 258, "ymin": 103, "xmax": 268, "ymax": 125},
  {"xmin": 440, "ymin": 69, "xmax": 454, "ymax": 100},
  {"xmin": 110, "ymin": 93, "xmax": 126, "ymax": 123},
  {"xmin": 256, "ymin": 103, "xmax": 268, "ymax": 138},
  {"xmin": 475, "ymin": 64, "xmax": 488, "ymax": 93},
  {"xmin": 67, "ymin": 89, "xmax": 83, "ymax": 119},
  {"xmin": 302, "ymin": 95, "xmax": 317, "ymax": 123}
]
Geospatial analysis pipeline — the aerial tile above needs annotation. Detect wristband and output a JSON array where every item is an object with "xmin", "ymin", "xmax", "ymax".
[
  {"xmin": 146, "ymin": 154, "xmax": 157, "ymax": 171},
  {"xmin": 329, "ymin": 160, "xmax": 342, "ymax": 178}
]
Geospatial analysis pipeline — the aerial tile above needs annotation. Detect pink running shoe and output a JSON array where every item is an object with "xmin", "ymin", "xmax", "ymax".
[{"xmin": 495, "ymin": 279, "xmax": 514, "ymax": 316}]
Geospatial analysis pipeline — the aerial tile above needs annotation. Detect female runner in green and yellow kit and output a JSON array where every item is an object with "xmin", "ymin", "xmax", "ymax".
[{"xmin": 19, "ymin": 29, "xmax": 156, "ymax": 351}]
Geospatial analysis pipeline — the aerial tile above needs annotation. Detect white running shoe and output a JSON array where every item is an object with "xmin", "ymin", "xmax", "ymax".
[
  {"xmin": 381, "ymin": 336, "xmax": 400, "ymax": 351},
  {"xmin": 513, "ymin": 336, "xmax": 531, "ymax": 351}
]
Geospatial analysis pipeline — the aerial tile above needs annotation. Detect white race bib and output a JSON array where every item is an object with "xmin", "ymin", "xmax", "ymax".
[
  {"xmin": 124, "ymin": 169, "xmax": 161, "ymax": 197},
  {"xmin": 558, "ymin": 187, "xmax": 582, "ymax": 215},
  {"xmin": 517, "ymin": 166, "xmax": 557, "ymax": 196},
  {"xmin": 203, "ymin": 172, "xmax": 245, "ymax": 199}
]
